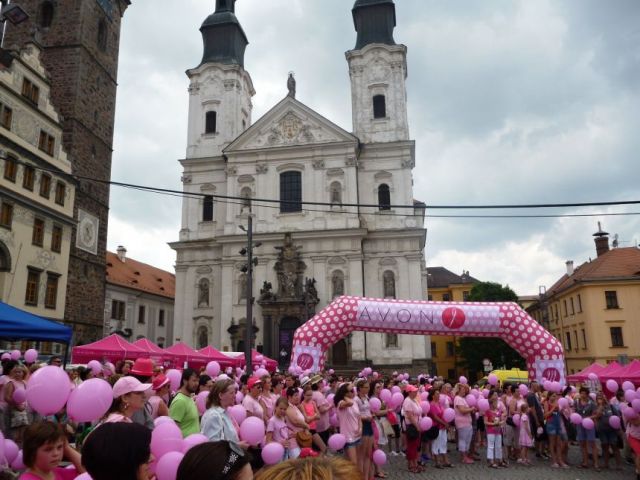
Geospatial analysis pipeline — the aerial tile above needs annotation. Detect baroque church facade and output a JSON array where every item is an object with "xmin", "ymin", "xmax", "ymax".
[{"xmin": 171, "ymin": 0, "xmax": 429, "ymax": 367}]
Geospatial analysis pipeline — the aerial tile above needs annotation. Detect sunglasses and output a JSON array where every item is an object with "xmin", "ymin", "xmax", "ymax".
[{"xmin": 222, "ymin": 441, "xmax": 245, "ymax": 475}]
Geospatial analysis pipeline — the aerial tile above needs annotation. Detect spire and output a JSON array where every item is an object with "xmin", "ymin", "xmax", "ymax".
[
  {"xmin": 352, "ymin": 0, "xmax": 396, "ymax": 50},
  {"xmin": 199, "ymin": 0, "xmax": 248, "ymax": 67}
]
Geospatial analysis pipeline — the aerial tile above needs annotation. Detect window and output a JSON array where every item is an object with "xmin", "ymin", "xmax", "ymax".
[
  {"xmin": 554, "ymin": 304, "xmax": 559, "ymax": 321},
  {"xmin": 610, "ymin": 326, "xmax": 624, "ymax": 347},
  {"xmin": 570, "ymin": 297, "xmax": 575, "ymax": 315},
  {"xmin": 54, "ymin": 182, "xmax": 65, "ymax": 205},
  {"xmin": 463, "ymin": 291, "xmax": 470, "ymax": 301},
  {"xmin": 446, "ymin": 341, "xmax": 454, "ymax": 357},
  {"xmin": 581, "ymin": 329, "xmax": 587, "ymax": 349},
  {"xmin": 238, "ymin": 274, "xmax": 247, "ymax": 301},
  {"xmin": 51, "ymin": 224, "xmax": 62, "ymax": 252},
  {"xmin": 97, "ymin": 20, "xmax": 107, "ymax": 51},
  {"xmin": 385, "ymin": 333, "xmax": 398, "ymax": 348},
  {"xmin": 4, "ymin": 155, "xmax": 17, "ymax": 182},
  {"xmin": 157, "ymin": 337, "xmax": 165, "ymax": 348},
  {"xmin": 383, "ymin": 270, "xmax": 395, "ymax": 298},
  {"xmin": 331, "ymin": 270, "xmax": 345, "ymax": 298},
  {"xmin": 442, "ymin": 293, "xmax": 451, "ymax": 301},
  {"xmin": 23, "ymin": 165, "xmax": 35, "ymax": 190},
  {"xmin": 32, "ymin": 218, "xmax": 45, "ymax": 246},
  {"xmin": 431, "ymin": 342, "xmax": 437, "ymax": 357},
  {"xmin": 158, "ymin": 309, "xmax": 165, "ymax": 327},
  {"xmin": 0, "ymin": 103, "xmax": 12, "ymax": 129},
  {"xmin": 44, "ymin": 273, "xmax": 59, "ymax": 309},
  {"xmin": 38, "ymin": 130, "xmax": 55, "ymax": 156},
  {"xmin": 377, "ymin": 184, "xmax": 390, "ymax": 210},
  {"xmin": 39, "ymin": 173, "xmax": 51, "ymax": 198},
  {"xmin": 202, "ymin": 195, "xmax": 214, "ymax": 221},
  {"xmin": 25, "ymin": 268, "xmax": 40, "ymax": 305},
  {"xmin": 21, "ymin": 78, "xmax": 40, "ymax": 105},
  {"xmin": 240, "ymin": 187, "xmax": 251, "ymax": 212},
  {"xmin": 373, "ymin": 94, "xmax": 386, "ymax": 119},
  {"xmin": 605, "ymin": 291, "xmax": 619, "ymax": 309},
  {"xmin": 577, "ymin": 294, "xmax": 583, "ymax": 313},
  {"xmin": 111, "ymin": 300, "xmax": 125, "ymax": 320},
  {"xmin": 279, "ymin": 171, "xmax": 302, "ymax": 213},
  {"xmin": 565, "ymin": 331, "xmax": 572, "ymax": 350},
  {"xmin": 205, "ymin": 111, "xmax": 217, "ymax": 134},
  {"xmin": 39, "ymin": 1, "xmax": 54, "ymax": 28},
  {"xmin": 573, "ymin": 331, "xmax": 578, "ymax": 351},
  {"xmin": 563, "ymin": 299, "xmax": 568, "ymax": 317},
  {"xmin": 329, "ymin": 181, "xmax": 342, "ymax": 206},
  {"xmin": 138, "ymin": 305, "xmax": 145, "ymax": 324},
  {"xmin": 427, "ymin": 294, "xmax": 433, "ymax": 300},
  {"xmin": 0, "ymin": 202, "xmax": 13, "ymax": 229}
]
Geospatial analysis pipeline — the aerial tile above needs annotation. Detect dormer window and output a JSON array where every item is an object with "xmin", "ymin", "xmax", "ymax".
[
  {"xmin": 205, "ymin": 111, "xmax": 217, "ymax": 134},
  {"xmin": 373, "ymin": 95, "xmax": 386, "ymax": 119}
]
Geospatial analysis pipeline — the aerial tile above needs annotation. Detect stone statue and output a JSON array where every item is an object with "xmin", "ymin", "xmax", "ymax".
[
  {"xmin": 332, "ymin": 272, "xmax": 344, "ymax": 298},
  {"xmin": 304, "ymin": 277, "xmax": 319, "ymax": 303},
  {"xmin": 259, "ymin": 281, "xmax": 276, "ymax": 302},
  {"xmin": 383, "ymin": 271, "xmax": 395, "ymax": 298},
  {"xmin": 287, "ymin": 72, "xmax": 296, "ymax": 98},
  {"xmin": 198, "ymin": 278, "xmax": 210, "ymax": 307}
]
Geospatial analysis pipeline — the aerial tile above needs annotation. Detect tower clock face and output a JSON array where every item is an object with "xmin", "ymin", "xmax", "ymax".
[
  {"xmin": 96, "ymin": 0, "xmax": 114, "ymax": 19},
  {"xmin": 76, "ymin": 209, "xmax": 99, "ymax": 255}
]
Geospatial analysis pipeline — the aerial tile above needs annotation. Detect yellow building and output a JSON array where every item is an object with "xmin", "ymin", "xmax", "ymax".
[
  {"xmin": 527, "ymin": 227, "xmax": 640, "ymax": 375},
  {"xmin": 426, "ymin": 267, "xmax": 478, "ymax": 380}
]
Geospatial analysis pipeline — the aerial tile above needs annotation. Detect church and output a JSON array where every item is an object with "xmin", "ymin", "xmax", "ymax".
[{"xmin": 171, "ymin": 0, "xmax": 429, "ymax": 369}]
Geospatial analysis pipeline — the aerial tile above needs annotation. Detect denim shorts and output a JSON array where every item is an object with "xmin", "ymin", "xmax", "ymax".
[
  {"xmin": 345, "ymin": 438, "xmax": 361, "ymax": 448},
  {"xmin": 546, "ymin": 420, "xmax": 567, "ymax": 441},
  {"xmin": 598, "ymin": 430, "xmax": 618, "ymax": 445},
  {"xmin": 362, "ymin": 419, "xmax": 374, "ymax": 437},
  {"xmin": 576, "ymin": 425, "xmax": 596, "ymax": 442}
]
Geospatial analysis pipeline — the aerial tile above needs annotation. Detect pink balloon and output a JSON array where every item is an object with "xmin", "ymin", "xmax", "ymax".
[
  {"xmin": 558, "ymin": 397, "xmax": 568, "ymax": 409},
  {"xmin": 239, "ymin": 417, "xmax": 265, "ymax": 446},
  {"xmin": 13, "ymin": 387, "xmax": 26, "ymax": 404},
  {"xmin": 228, "ymin": 405, "xmax": 247, "ymax": 425},
  {"xmin": 326, "ymin": 394, "xmax": 335, "ymax": 405},
  {"xmin": 87, "ymin": 360, "xmax": 102, "ymax": 375},
  {"xmin": 419, "ymin": 416, "xmax": 433, "ymax": 431},
  {"xmin": 391, "ymin": 386, "xmax": 401, "ymax": 394},
  {"xmin": 588, "ymin": 372, "xmax": 598, "ymax": 381},
  {"xmin": 518, "ymin": 384, "xmax": 529, "ymax": 396},
  {"xmin": 477, "ymin": 399, "xmax": 489, "ymax": 413},
  {"xmin": 154, "ymin": 416, "xmax": 175, "ymax": 427},
  {"xmin": 570, "ymin": 413, "xmax": 583, "ymax": 425},
  {"xmin": 152, "ymin": 437, "xmax": 184, "ymax": 459},
  {"xmin": 330, "ymin": 413, "xmax": 339, "ymax": 427},
  {"xmin": 459, "ymin": 376, "xmax": 468, "ymax": 385},
  {"xmin": 1, "ymin": 352, "xmax": 10, "ymax": 361},
  {"xmin": 609, "ymin": 415, "xmax": 621, "ymax": 430},
  {"xmin": 24, "ymin": 349, "xmax": 38, "ymax": 363},
  {"xmin": 420, "ymin": 391, "xmax": 428, "ymax": 401},
  {"xmin": 624, "ymin": 406, "xmax": 639, "ymax": 420},
  {"xmin": 10, "ymin": 350, "xmax": 20, "ymax": 361},
  {"xmin": 372, "ymin": 449, "xmax": 387, "ymax": 466},
  {"xmin": 195, "ymin": 391, "xmax": 209, "ymax": 415},
  {"xmin": 328, "ymin": 433, "xmax": 346, "ymax": 451},
  {"xmin": 205, "ymin": 361, "xmax": 220, "ymax": 377},
  {"xmin": 11, "ymin": 450, "xmax": 25, "ymax": 470},
  {"xmin": 26, "ymin": 365, "xmax": 71, "ymax": 416},
  {"xmin": 262, "ymin": 442, "xmax": 285, "ymax": 465},
  {"xmin": 420, "ymin": 401, "xmax": 430, "ymax": 415},
  {"xmin": 488, "ymin": 374, "xmax": 498, "ymax": 386},
  {"xmin": 75, "ymin": 474, "xmax": 93, "ymax": 480},
  {"xmin": 606, "ymin": 379, "xmax": 619, "ymax": 393},
  {"xmin": 551, "ymin": 381, "xmax": 561, "ymax": 393},
  {"xmin": 390, "ymin": 392, "xmax": 404, "ymax": 409},
  {"xmin": 482, "ymin": 389, "xmax": 490, "ymax": 398},
  {"xmin": 255, "ymin": 354, "xmax": 264, "ymax": 363},
  {"xmin": 166, "ymin": 369, "xmax": 182, "ymax": 392},
  {"xmin": 625, "ymin": 390, "xmax": 637, "ymax": 403},
  {"xmin": 152, "ymin": 421, "xmax": 182, "ymax": 443},
  {"xmin": 255, "ymin": 368, "xmax": 269, "ymax": 378},
  {"xmin": 632, "ymin": 399, "xmax": 640, "ymax": 413},
  {"xmin": 465, "ymin": 394, "xmax": 477, "ymax": 407},
  {"xmin": 380, "ymin": 389, "xmax": 392, "ymax": 403},
  {"xmin": 67, "ymin": 378, "xmax": 113, "ymax": 422},
  {"xmin": 442, "ymin": 408, "xmax": 455, "ymax": 423},
  {"xmin": 328, "ymin": 369, "xmax": 335, "ymax": 375},
  {"xmin": 183, "ymin": 434, "xmax": 208, "ymax": 453},
  {"xmin": 155, "ymin": 451, "xmax": 184, "ymax": 480},
  {"xmin": 512, "ymin": 413, "xmax": 521, "ymax": 427},
  {"xmin": 622, "ymin": 381, "xmax": 635, "ymax": 392},
  {"xmin": 234, "ymin": 391, "xmax": 244, "ymax": 404},
  {"xmin": 582, "ymin": 417, "xmax": 595, "ymax": 430},
  {"xmin": 370, "ymin": 397, "xmax": 381, "ymax": 413},
  {"xmin": 4, "ymin": 439, "xmax": 19, "ymax": 464}
]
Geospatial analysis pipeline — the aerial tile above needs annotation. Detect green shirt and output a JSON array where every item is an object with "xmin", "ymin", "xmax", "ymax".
[{"xmin": 169, "ymin": 392, "xmax": 200, "ymax": 437}]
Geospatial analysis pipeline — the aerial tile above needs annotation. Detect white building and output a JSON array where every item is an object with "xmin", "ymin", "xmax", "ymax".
[{"xmin": 171, "ymin": 0, "xmax": 429, "ymax": 368}]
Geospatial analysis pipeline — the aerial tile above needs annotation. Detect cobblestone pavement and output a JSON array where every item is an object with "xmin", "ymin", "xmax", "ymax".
[{"xmin": 377, "ymin": 444, "xmax": 634, "ymax": 480}]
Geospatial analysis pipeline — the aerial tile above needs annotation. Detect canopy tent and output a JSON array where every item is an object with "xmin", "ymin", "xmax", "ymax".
[
  {"xmin": 596, "ymin": 361, "xmax": 622, "ymax": 378},
  {"xmin": 133, "ymin": 338, "xmax": 177, "ymax": 364},
  {"xmin": 223, "ymin": 350, "xmax": 278, "ymax": 373},
  {"xmin": 0, "ymin": 301, "xmax": 72, "ymax": 343},
  {"xmin": 566, "ymin": 362, "xmax": 606, "ymax": 383},
  {"xmin": 164, "ymin": 342, "xmax": 209, "ymax": 368},
  {"xmin": 198, "ymin": 346, "xmax": 243, "ymax": 368},
  {"xmin": 71, "ymin": 334, "xmax": 148, "ymax": 364},
  {"xmin": 607, "ymin": 359, "xmax": 640, "ymax": 384}
]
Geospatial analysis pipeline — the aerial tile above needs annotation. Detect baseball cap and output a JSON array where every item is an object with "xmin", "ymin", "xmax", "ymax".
[
  {"xmin": 112, "ymin": 376, "xmax": 151, "ymax": 399},
  {"xmin": 247, "ymin": 377, "xmax": 262, "ymax": 389},
  {"xmin": 152, "ymin": 373, "xmax": 170, "ymax": 391},
  {"xmin": 405, "ymin": 385, "xmax": 418, "ymax": 393}
]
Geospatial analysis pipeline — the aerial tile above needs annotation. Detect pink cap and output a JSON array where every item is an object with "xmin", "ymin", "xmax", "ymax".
[
  {"xmin": 405, "ymin": 385, "xmax": 419, "ymax": 393},
  {"xmin": 112, "ymin": 376, "xmax": 152, "ymax": 399}
]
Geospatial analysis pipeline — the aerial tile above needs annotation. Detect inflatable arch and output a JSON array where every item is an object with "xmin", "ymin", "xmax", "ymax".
[{"xmin": 291, "ymin": 296, "xmax": 565, "ymax": 383}]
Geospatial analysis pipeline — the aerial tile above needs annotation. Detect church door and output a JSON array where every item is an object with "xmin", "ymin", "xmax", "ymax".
[
  {"xmin": 278, "ymin": 317, "xmax": 300, "ymax": 369},
  {"xmin": 332, "ymin": 339, "xmax": 348, "ymax": 365}
]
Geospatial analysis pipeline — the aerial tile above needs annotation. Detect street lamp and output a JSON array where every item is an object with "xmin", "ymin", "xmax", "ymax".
[{"xmin": 1, "ymin": 2, "xmax": 29, "ymax": 48}]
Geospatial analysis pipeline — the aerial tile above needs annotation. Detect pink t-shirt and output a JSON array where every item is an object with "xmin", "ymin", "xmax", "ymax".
[
  {"xmin": 20, "ymin": 467, "xmax": 77, "ymax": 480},
  {"xmin": 312, "ymin": 390, "xmax": 330, "ymax": 432},
  {"xmin": 454, "ymin": 396, "xmax": 472, "ymax": 428},
  {"xmin": 286, "ymin": 405, "xmax": 306, "ymax": 450},
  {"xmin": 485, "ymin": 409, "xmax": 502, "ymax": 435},
  {"xmin": 242, "ymin": 394, "xmax": 264, "ymax": 420},
  {"xmin": 267, "ymin": 415, "xmax": 290, "ymax": 444},
  {"xmin": 337, "ymin": 401, "xmax": 361, "ymax": 443},
  {"xmin": 401, "ymin": 397, "xmax": 421, "ymax": 422},
  {"xmin": 260, "ymin": 394, "xmax": 276, "ymax": 419},
  {"xmin": 429, "ymin": 401, "xmax": 446, "ymax": 430}
]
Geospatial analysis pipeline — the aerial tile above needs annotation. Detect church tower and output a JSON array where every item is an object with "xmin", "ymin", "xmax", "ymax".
[
  {"xmin": 186, "ymin": 0, "xmax": 255, "ymax": 158},
  {"xmin": 346, "ymin": 0, "xmax": 409, "ymax": 144}
]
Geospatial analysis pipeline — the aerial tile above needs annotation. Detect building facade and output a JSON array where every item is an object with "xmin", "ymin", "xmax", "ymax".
[
  {"xmin": 171, "ymin": 0, "xmax": 429, "ymax": 367},
  {"xmin": 527, "ymin": 227, "xmax": 640, "ymax": 374},
  {"xmin": 0, "ymin": 43, "xmax": 75, "ymax": 354},
  {"xmin": 105, "ymin": 247, "xmax": 175, "ymax": 347},
  {"xmin": 3, "ymin": 0, "xmax": 130, "ymax": 345}
]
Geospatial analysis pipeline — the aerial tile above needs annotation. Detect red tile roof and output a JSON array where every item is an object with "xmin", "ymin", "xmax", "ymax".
[
  {"xmin": 106, "ymin": 251, "xmax": 175, "ymax": 299},
  {"xmin": 548, "ymin": 247, "xmax": 640, "ymax": 296}
]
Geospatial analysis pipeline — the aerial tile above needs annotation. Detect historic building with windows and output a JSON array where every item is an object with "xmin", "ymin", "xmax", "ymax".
[
  {"xmin": 105, "ymin": 247, "xmax": 175, "ymax": 348},
  {"xmin": 0, "ymin": 43, "xmax": 75, "ymax": 354},
  {"xmin": 171, "ymin": 0, "xmax": 429, "ymax": 367},
  {"xmin": 527, "ymin": 226, "xmax": 640, "ymax": 374}
]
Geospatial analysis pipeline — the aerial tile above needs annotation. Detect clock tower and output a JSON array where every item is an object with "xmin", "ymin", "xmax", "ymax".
[{"xmin": 3, "ymin": 0, "xmax": 131, "ymax": 344}]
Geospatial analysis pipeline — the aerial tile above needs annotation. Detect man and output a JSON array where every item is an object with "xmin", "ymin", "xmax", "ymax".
[
  {"xmin": 48, "ymin": 356, "xmax": 62, "ymax": 367},
  {"xmin": 526, "ymin": 381, "xmax": 548, "ymax": 459},
  {"xmin": 169, "ymin": 368, "xmax": 200, "ymax": 437}
]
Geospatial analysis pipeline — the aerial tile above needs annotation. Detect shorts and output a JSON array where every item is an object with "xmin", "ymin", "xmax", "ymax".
[
  {"xmin": 545, "ymin": 422, "xmax": 568, "ymax": 441},
  {"xmin": 477, "ymin": 416, "xmax": 485, "ymax": 432},
  {"xmin": 392, "ymin": 424, "xmax": 401, "ymax": 438},
  {"xmin": 345, "ymin": 438, "xmax": 361, "ymax": 448},
  {"xmin": 362, "ymin": 420, "xmax": 374, "ymax": 437},
  {"xmin": 503, "ymin": 424, "xmax": 519, "ymax": 448},
  {"xmin": 598, "ymin": 430, "xmax": 618, "ymax": 446},
  {"xmin": 576, "ymin": 425, "xmax": 596, "ymax": 442},
  {"xmin": 431, "ymin": 428, "xmax": 448, "ymax": 455}
]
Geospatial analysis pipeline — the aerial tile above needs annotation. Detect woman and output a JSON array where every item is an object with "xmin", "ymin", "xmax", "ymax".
[
  {"xmin": 401, "ymin": 384, "xmax": 422, "ymax": 473},
  {"xmin": 355, "ymin": 379, "xmax": 373, "ymax": 479},
  {"xmin": 242, "ymin": 377, "xmax": 266, "ymax": 424},
  {"xmin": 82, "ymin": 422, "xmax": 154, "ymax": 480},
  {"xmin": 148, "ymin": 374, "xmax": 170, "ymax": 420},
  {"xmin": 100, "ymin": 376, "xmax": 151, "ymax": 424},
  {"xmin": 4, "ymin": 361, "xmax": 29, "ymax": 445},
  {"xmin": 594, "ymin": 392, "xmax": 622, "ymax": 470},
  {"xmin": 624, "ymin": 407, "xmax": 640, "ymax": 480},
  {"xmin": 201, "ymin": 379, "xmax": 248, "ymax": 447},
  {"xmin": 334, "ymin": 382, "xmax": 361, "ymax": 466},
  {"xmin": 272, "ymin": 375, "xmax": 285, "ymax": 399},
  {"xmin": 286, "ymin": 386, "xmax": 312, "ymax": 460},
  {"xmin": 543, "ymin": 392, "xmax": 569, "ymax": 468},
  {"xmin": 370, "ymin": 380, "xmax": 390, "ymax": 478},
  {"xmin": 454, "ymin": 383, "xmax": 475, "ymax": 464},
  {"xmin": 575, "ymin": 386, "xmax": 599, "ymax": 470},
  {"xmin": 259, "ymin": 375, "xmax": 278, "ymax": 420},
  {"xmin": 428, "ymin": 389, "xmax": 452, "ymax": 468},
  {"xmin": 177, "ymin": 440, "xmax": 253, "ymax": 480}
]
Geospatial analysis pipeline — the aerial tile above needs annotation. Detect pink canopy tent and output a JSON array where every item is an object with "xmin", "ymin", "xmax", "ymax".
[
  {"xmin": 164, "ymin": 342, "xmax": 209, "ymax": 368},
  {"xmin": 596, "ymin": 361, "xmax": 622, "ymax": 379},
  {"xmin": 566, "ymin": 362, "xmax": 606, "ymax": 383},
  {"xmin": 198, "ymin": 346, "xmax": 243, "ymax": 369},
  {"xmin": 606, "ymin": 360, "xmax": 640, "ymax": 384},
  {"xmin": 72, "ymin": 334, "xmax": 148, "ymax": 364},
  {"xmin": 133, "ymin": 338, "xmax": 177, "ymax": 365},
  {"xmin": 222, "ymin": 350, "xmax": 278, "ymax": 373}
]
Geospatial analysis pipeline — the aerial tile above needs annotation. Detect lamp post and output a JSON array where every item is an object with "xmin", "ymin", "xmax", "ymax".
[
  {"xmin": 239, "ymin": 206, "xmax": 260, "ymax": 375},
  {"xmin": 1, "ymin": 1, "xmax": 29, "ymax": 48}
]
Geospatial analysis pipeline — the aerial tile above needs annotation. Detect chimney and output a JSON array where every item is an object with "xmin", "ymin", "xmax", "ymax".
[
  {"xmin": 565, "ymin": 260, "xmax": 574, "ymax": 276},
  {"xmin": 116, "ymin": 245, "xmax": 127, "ymax": 263},
  {"xmin": 592, "ymin": 222, "xmax": 610, "ymax": 257}
]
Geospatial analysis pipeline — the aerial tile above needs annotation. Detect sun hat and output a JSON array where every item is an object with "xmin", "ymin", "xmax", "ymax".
[
  {"xmin": 152, "ymin": 373, "xmax": 170, "ymax": 391},
  {"xmin": 302, "ymin": 374, "xmax": 323, "ymax": 387},
  {"xmin": 247, "ymin": 376, "xmax": 262, "ymax": 389},
  {"xmin": 130, "ymin": 358, "xmax": 154, "ymax": 377},
  {"xmin": 405, "ymin": 385, "xmax": 419, "ymax": 393},
  {"xmin": 112, "ymin": 376, "xmax": 152, "ymax": 399}
]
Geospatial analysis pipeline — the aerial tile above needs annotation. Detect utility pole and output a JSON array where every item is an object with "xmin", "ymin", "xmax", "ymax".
[{"xmin": 239, "ymin": 205, "xmax": 260, "ymax": 375}]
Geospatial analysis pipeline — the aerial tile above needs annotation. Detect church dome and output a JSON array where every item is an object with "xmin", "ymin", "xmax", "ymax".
[
  {"xmin": 352, "ymin": 0, "xmax": 396, "ymax": 50},
  {"xmin": 199, "ymin": 1, "xmax": 248, "ymax": 67}
]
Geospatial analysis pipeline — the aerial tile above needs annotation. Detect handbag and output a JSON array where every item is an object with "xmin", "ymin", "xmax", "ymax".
[
  {"xmin": 296, "ymin": 430, "xmax": 313, "ymax": 448},
  {"xmin": 10, "ymin": 409, "xmax": 29, "ymax": 428},
  {"xmin": 406, "ymin": 424, "xmax": 420, "ymax": 440},
  {"xmin": 506, "ymin": 416, "xmax": 515, "ymax": 427},
  {"xmin": 425, "ymin": 425, "xmax": 440, "ymax": 440}
]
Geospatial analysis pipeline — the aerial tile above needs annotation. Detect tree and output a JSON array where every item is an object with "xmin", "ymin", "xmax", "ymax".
[{"xmin": 457, "ymin": 282, "xmax": 526, "ymax": 379}]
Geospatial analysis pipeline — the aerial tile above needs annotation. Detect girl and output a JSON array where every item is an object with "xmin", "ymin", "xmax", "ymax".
[
  {"xmin": 334, "ymin": 383, "xmax": 361, "ymax": 467},
  {"xmin": 267, "ymin": 397, "xmax": 293, "ymax": 460},
  {"xmin": 286, "ymin": 386, "xmax": 311, "ymax": 460},
  {"xmin": 518, "ymin": 403, "xmax": 532, "ymax": 465},
  {"xmin": 543, "ymin": 392, "xmax": 569, "ymax": 468},
  {"xmin": 299, "ymin": 386, "xmax": 326, "ymax": 453},
  {"xmin": 355, "ymin": 380, "xmax": 373, "ymax": 479},
  {"xmin": 485, "ymin": 395, "xmax": 503, "ymax": 468}
]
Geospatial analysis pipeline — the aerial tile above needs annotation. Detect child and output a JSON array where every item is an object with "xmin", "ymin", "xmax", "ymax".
[
  {"xmin": 300, "ymin": 386, "xmax": 326, "ymax": 453},
  {"xmin": 518, "ymin": 403, "xmax": 533, "ymax": 465},
  {"xmin": 266, "ymin": 397, "xmax": 295, "ymax": 460},
  {"xmin": 485, "ymin": 396, "xmax": 504, "ymax": 468},
  {"xmin": 20, "ymin": 420, "xmax": 85, "ymax": 480}
]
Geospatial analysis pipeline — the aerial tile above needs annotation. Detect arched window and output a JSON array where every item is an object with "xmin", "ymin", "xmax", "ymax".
[
  {"xmin": 238, "ymin": 274, "xmax": 247, "ymax": 302},
  {"xmin": 329, "ymin": 181, "xmax": 342, "ymax": 206},
  {"xmin": 202, "ymin": 195, "xmax": 214, "ymax": 221},
  {"xmin": 280, "ymin": 171, "xmax": 302, "ymax": 213},
  {"xmin": 198, "ymin": 278, "xmax": 210, "ymax": 307},
  {"xmin": 97, "ymin": 20, "xmax": 107, "ymax": 51},
  {"xmin": 39, "ymin": 1, "xmax": 54, "ymax": 28},
  {"xmin": 378, "ymin": 184, "xmax": 391, "ymax": 210},
  {"xmin": 331, "ymin": 270, "xmax": 345, "ymax": 298},
  {"xmin": 383, "ymin": 270, "xmax": 395, "ymax": 299},
  {"xmin": 205, "ymin": 111, "xmax": 217, "ymax": 134},
  {"xmin": 373, "ymin": 95, "xmax": 386, "ymax": 119},
  {"xmin": 197, "ymin": 326, "xmax": 208, "ymax": 349},
  {"xmin": 240, "ymin": 187, "xmax": 252, "ymax": 212}
]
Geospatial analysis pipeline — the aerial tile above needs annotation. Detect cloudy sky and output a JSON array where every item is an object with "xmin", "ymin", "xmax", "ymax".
[{"xmin": 108, "ymin": 0, "xmax": 640, "ymax": 296}]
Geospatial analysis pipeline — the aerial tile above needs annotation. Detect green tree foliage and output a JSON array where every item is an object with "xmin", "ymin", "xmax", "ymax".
[{"xmin": 457, "ymin": 282, "xmax": 526, "ymax": 377}]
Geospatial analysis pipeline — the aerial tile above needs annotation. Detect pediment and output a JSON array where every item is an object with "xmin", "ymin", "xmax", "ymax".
[{"xmin": 225, "ymin": 96, "xmax": 358, "ymax": 153}]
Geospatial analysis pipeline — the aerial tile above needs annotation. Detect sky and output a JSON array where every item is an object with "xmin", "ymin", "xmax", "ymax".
[{"xmin": 108, "ymin": 0, "xmax": 640, "ymax": 297}]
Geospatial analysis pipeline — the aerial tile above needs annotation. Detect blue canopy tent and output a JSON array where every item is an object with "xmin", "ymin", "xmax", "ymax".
[{"xmin": 0, "ymin": 301, "xmax": 72, "ymax": 344}]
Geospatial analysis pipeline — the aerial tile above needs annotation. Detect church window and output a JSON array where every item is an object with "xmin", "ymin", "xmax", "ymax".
[
  {"xmin": 385, "ymin": 333, "xmax": 398, "ymax": 348},
  {"xmin": 378, "ymin": 184, "xmax": 391, "ymax": 211},
  {"xmin": 280, "ymin": 171, "xmax": 302, "ymax": 213},
  {"xmin": 383, "ymin": 270, "xmax": 395, "ymax": 299},
  {"xmin": 39, "ymin": 2, "xmax": 54, "ymax": 28},
  {"xmin": 331, "ymin": 270, "xmax": 345, "ymax": 298},
  {"xmin": 97, "ymin": 20, "xmax": 107, "ymax": 52},
  {"xmin": 198, "ymin": 278, "xmax": 210, "ymax": 307},
  {"xmin": 238, "ymin": 274, "xmax": 248, "ymax": 302},
  {"xmin": 205, "ymin": 111, "xmax": 217, "ymax": 134},
  {"xmin": 197, "ymin": 326, "xmax": 208, "ymax": 349},
  {"xmin": 373, "ymin": 95, "xmax": 386, "ymax": 119},
  {"xmin": 329, "ymin": 182, "xmax": 342, "ymax": 206},
  {"xmin": 240, "ymin": 187, "xmax": 251, "ymax": 212},
  {"xmin": 202, "ymin": 195, "xmax": 214, "ymax": 221}
]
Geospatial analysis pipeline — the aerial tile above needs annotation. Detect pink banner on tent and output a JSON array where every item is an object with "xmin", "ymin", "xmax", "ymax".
[{"xmin": 71, "ymin": 334, "xmax": 148, "ymax": 364}]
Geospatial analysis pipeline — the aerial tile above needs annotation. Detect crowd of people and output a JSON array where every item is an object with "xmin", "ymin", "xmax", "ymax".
[{"xmin": 0, "ymin": 352, "xmax": 639, "ymax": 480}]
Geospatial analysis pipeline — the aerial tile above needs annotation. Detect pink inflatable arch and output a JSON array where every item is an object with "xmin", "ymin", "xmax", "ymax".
[{"xmin": 291, "ymin": 296, "xmax": 565, "ymax": 383}]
